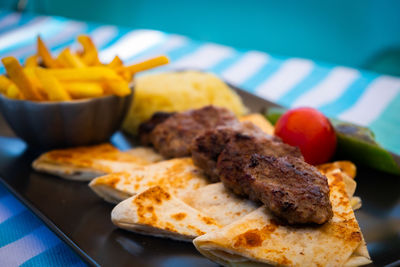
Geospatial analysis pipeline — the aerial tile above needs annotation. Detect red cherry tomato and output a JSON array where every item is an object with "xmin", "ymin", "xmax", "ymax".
[{"xmin": 274, "ymin": 107, "xmax": 336, "ymax": 165}]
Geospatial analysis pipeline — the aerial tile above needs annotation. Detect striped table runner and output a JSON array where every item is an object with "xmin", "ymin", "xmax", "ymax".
[
  {"xmin": 0, "ymin": 9, "xmax": 399, "ymax": 266},
  {"xmin": 0, "ymin": 183, "xmax": 87, "ymax": 266}
]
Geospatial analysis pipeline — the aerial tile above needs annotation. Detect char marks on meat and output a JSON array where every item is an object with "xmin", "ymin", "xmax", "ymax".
[
  {"xmin": 191, "ymin": 122, "xmax": 291, "ymax": 181},
  {"xmin": 138, "ymin": 112, "xmax": 175, "ymax": 145},
  {"xmin": 192, "ymin": 125, "xmax": 332, "ymax": 224},
  {"xmin": 216, "ymin": 130, "xmax": 332, "ymax": 224},
  {"xmin": 141, "ymin": 106, "xmax": 238, "ymax": 158}
]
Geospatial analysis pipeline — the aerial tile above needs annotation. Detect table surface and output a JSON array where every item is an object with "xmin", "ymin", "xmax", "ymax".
[{"xmin": 0, "ymin": 9, "xmax": 399, "ymax": 267}]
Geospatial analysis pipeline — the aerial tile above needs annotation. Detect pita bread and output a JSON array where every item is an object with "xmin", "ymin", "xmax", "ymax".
[
  {"xmin": 239, "ymin": 114, "xmax": 274, "ymax": 136},
  {"xmin": 89, "ymin": 158, "xmax": 210, "ymax": 203},
  {"xmin": 318, "ymin": 161, "xmax": 357, "ymax": 179},
  {"xmin": 107, "ymin": 162, "xmax": 365, "ymax": 259},
  {"xmin": 32, "ymin": 144, "xmax": 162, "ymax": 181},
  {"xmin": 182, "ymin": 183, "xmax": 258, "ymax": 226},
  {"xmin": 193, "ymin": 170, "xmax": 371, "ymax": 267},
  {"xmin": 322, "ymin": 168, "xmax": 361, "ymax": 210},
  {"xmin": 124, "ymin": 147, "xmax": 165, "ymax": 162},
  {"xmin": 111, "ymin": 186, "xmax": 221, "ymax": 242},
  {"xmin": 350, "ymin": 197, "xmax": 362, "ymax": 211},
  {"xmin": 182, "ymin": 178, "xmax": 362, "ymax": 227},
  {"xmin": 319, "ymin": 163, "xmax": 357, "ymax": 200}
]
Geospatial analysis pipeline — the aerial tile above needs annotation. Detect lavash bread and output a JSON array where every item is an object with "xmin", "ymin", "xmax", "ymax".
[
  {"xmin": 181, "ymin": 183, "xmax": 258, "ymax": 227},
  {"xmin": 111, "ymin": 186, "xmax": 221, "ymax": 242},
  {"xmin": 110, "ymin": 164, "xmax": 363, "ymax": 242},
  {"xmin": 193, "ymin": 170, "xmax": 371, "ymax": 267},
  {"xmin": 32, "ymin": 144, "xmax": 162, "ymax": 181},
  {"xmin": 89, "ymin": 158, "xmax": 210, "ymax": 203},
  {"xmin": 32, "ymin": 114, "xmax": 271, "ymax": 182}
]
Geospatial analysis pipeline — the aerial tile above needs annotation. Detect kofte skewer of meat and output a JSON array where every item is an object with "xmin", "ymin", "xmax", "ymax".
[{"xmin": 139, "ymin": 106, "xmax": 333, "ymax": 224}]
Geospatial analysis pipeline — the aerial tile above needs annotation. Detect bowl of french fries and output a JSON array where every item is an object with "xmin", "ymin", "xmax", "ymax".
[{"xmin": 0, "ymin": 35, "xmax": 169, "ymax": 148}]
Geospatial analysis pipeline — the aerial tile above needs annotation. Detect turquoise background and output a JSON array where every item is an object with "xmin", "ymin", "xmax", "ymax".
[{"xmin": 1, "ymin": 0, "xmax": 400, "ymax": 75}]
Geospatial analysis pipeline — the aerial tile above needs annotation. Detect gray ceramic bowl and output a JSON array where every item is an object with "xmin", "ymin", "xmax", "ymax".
[{"xmin": 0, "ymin": 89, "xmax": 133, "ymax": 149}]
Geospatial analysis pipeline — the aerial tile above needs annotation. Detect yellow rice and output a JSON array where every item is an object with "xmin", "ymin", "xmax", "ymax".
[{"xmin": 122, "ymin": 71, "xmax": 248, "ymax": 135}]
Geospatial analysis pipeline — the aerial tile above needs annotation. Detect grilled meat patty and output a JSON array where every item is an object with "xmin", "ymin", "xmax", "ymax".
[
  {"xmin": 193, "ymin": 126, "xmax": 333, "ymax": 224},
  {"xmin": 141, "ymin": 106, "xmax": 238, "ymax": 158},
  {"xmin": 138, "ymin": 112, "xmax": 175, "ymax": 145},
  {"xmin": 140, "ymin": 106, "xmax": 333, "ymax": 224},
  {"xmin": 191, "ymin": 122, "xmax": 300, "ymax": 182}
]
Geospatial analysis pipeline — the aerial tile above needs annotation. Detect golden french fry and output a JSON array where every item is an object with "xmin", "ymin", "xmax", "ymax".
[
  {"xmin": 57, "ymin": 48, "xmax": 86, "ymax": 68},
  {"xmin": 37, "ymin": 36, "xmax": 60, "ymax": 68},
  {"xmin": 82, "ymin": 50, "xmax": 100, "ymax": 66},
  {"xmin": 35, "ymin": 68, "xmax": 71, "ymax": 101},
  {"xmin": 6, "ymin": 84, "xmax": 23, "ymax": 99},
  {"xmin": 2, "ymin": 57, "xmax": 43, "ymax": 100},
  {"xmin": 120, "ymin": 70, "xmax": 133, "ymax": 82},
  {"xmin": 0, "ymin": 75, "xmax": 11, "ymax": 94},
  {"xmin": 25, "ymin": 55, "xmax": 38, "ymax": 68},
  {"xmin": 77, "ymin": 35, "xmax": 96, "ymax": 50},
  {"xmin": 107, "ymin": 56, "xmax": 132, "ymax": 80},
  {"xmin": 47, "ymin": 67, "xmax": 122, "ymax": 81},
  {"xmin": 120, "ymin": 55, "xmax": 169, "ymax": 74},
  {"xmin": 107, "ymin": 56, "xmax": 123, "ymax": 68},
  {"xmin": 64, "ymin": 82, "xmax": 104, "ymax": 99},
  {"xmin": 103, "ymin": 79, "xmax": 131, "ymax": 97},
  {"xmin": 24, "ymin": 67, "xmax": 47, "ymax": 100},
  {"xmin": 77, "ymin": 35, "xmax": 100, "ymax": 66},
  {"xmin": 24, "ymin": 67, "xmax": 42, "ymax": 88},
  {"xmin": 47, "ymin": 67, "xmax": 130, "ymax": 96},
  {"xmin": 70, "ymin": 52, "xmax": 87, "ymax": 68},
  {"xmin": 0, "ymin": 76, "xmax": 23, "ymax": 99},
  {"xmin": 56, "ymin": 48, "xmax": 70, "ymax": 67}
]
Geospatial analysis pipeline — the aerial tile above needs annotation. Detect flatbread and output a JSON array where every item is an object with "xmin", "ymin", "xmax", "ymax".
[
  {"xmin": 350, "ymin": 197, "xmax": 362, "ymax": 211},
  {"xmin": 89, "ymin": 158, "xmax": 210, "ymax": 203},
  {"xmin": 239, "ymin": 114, "xmax": 275, "ymax": 136},
  {"xmin": 124, "ymin": 147, "xmax": 165, "ymax": 162},
  {"xmin": 183, "ymin": 178, "xmax": 362, "ymax": 227},
  {"xmin": 318, "ymin": 161, "xmax": 357, "ymax": 179},
  {"xmin": 193, "ymin": 170, "xmax": 371, "ymax": 267},
  {"xmin": 182, "ymin": 183, "xmax": 258, "ymax": 226},
  {"xmin": 32, "ymin": 144, "xmax": 162, "ymax": 181},
  {"xmin": 325, "ymin": 169, "xmax": 361, "ymax": 210},
  {"xmin": 107, "ymin": 162, "xmax": 366, "ymax": 262},
  {"xmin": 111, "ymin": 186, "xmax": 221, "ymax": 242}
]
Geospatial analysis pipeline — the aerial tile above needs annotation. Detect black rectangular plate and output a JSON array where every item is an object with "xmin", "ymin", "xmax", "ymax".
[{"xmin": 0, "ymin": 87, "xmax": 399, "ymax": 267}]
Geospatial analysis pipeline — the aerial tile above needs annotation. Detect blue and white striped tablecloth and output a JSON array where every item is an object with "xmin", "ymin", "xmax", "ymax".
[
  {"xmin": 0, "ymin": 9, "xmax": 399, "ymax": 266},
  {"xmin": 0, "ymin": 183, "xmax": 87, "ymax": 266}
]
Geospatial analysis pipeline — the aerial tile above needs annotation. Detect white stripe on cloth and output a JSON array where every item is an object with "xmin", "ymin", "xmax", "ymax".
[
  {"xmin": 11, "ymin": 21, "xmax": 86, "ymax": 58},
  {"xmin": 0, "ymin": 17, "xmax": 59, "ymax": 52},
  {"xmin": 99, "ymin": 30, "xmax": 166, "ymax": 62},
  {"xmin": 66, "ymin": 25, "xmax": 119, "ymax": 54},
  {"xmin": 221, "ymin": 51, "xmax": 269, "ymax": 85},
  {"xmin": 91, "ymin": 25, "xmax": 119, "ymax": 47},
  {"xmin": 0, "ymin": 13, "xmax": 21, "ymax": 30},
  {"xmin": 292, "ymin": 67, "xmax": 360, "ymax": 108},
  {"xmin": 171, "ymin": 43, "xmax": 235, "ymax": 70},
  {"xmin": 129, "ymin": 34, "xmax": 188, "ymax": 63},
  {"xmin": 255, "ymin": 58, "xmax": 314, "ymax": 101},
  {"xmin": 0, "ymin": 226, "xmax": 61, "ymax": 267},
  {"xmin": 338, "ymin": 75, "xmax": 400, "ymax": 125},
  {"xmin": 0, "ymin": 195, "xmax": 26, "ymax": 224}
]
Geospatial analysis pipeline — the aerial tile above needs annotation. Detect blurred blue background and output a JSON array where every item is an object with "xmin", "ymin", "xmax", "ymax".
[{"xmin": 1, "ymin": 0, "xmax": 400, "ymax": 76}]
